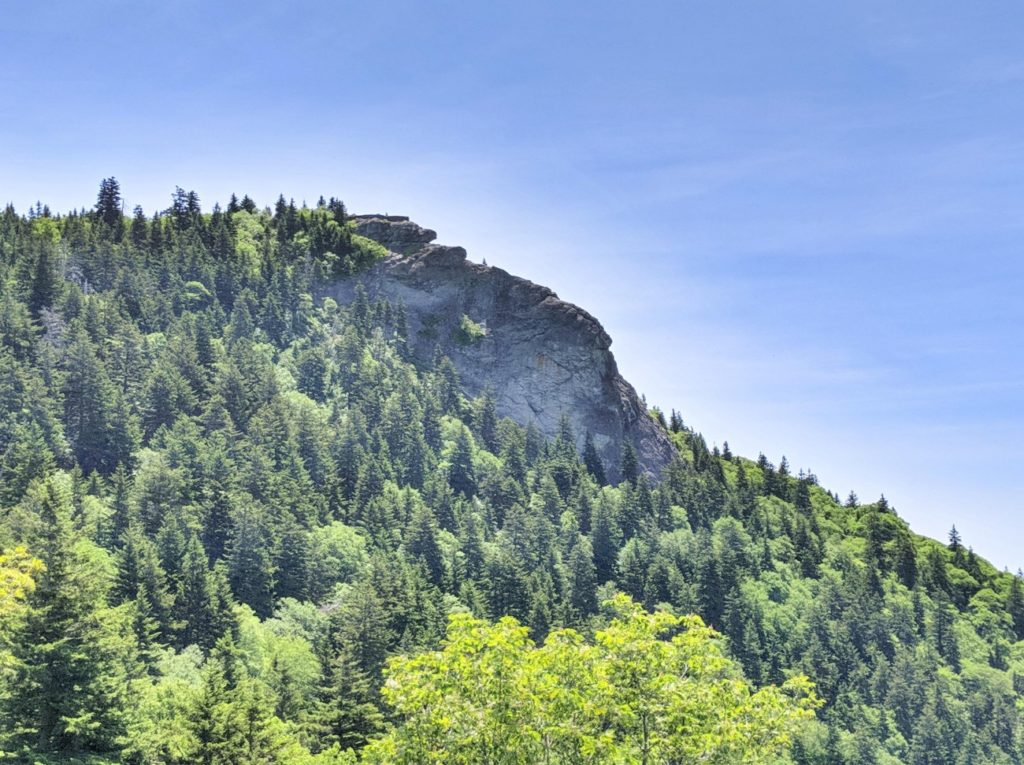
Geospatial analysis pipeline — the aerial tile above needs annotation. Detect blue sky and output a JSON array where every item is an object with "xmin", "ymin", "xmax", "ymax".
[{"xmin": 2, "ymin": 2, "xmax": 1022, "ymax": 568}]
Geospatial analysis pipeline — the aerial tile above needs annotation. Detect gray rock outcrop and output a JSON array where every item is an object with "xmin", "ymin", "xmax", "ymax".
[
  {"xmin": 349, "ymin": 215, "xmax": 437, "ymax": 255},
  {"xmin": 323, "ymin": 216, "xmax": 676, "ymax": 480}
]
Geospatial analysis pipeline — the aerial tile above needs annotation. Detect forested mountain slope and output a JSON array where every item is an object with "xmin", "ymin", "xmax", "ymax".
[
  {"xmin": 0, "ymin": 180, "xmax": 1022, "ymax": 764},
  {"xmin": 327, "ymin": 214, "xmax": 675, "ymax": 481}
]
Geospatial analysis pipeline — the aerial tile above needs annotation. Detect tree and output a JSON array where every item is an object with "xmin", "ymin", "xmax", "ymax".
[
  {"xmin": 404, "ymin": 504, "xmax": 444, "ymax": 587},
  {"xmin": 947, "ymin": 525, "xmax": 962, "ymax": 552},
  {"xmin": 620, "ymin": 441, "xmax": 639, "ymax": 485},
  {"xmin": 28, "ymin": 245, "xmax": 59, "ymax": 319},
  {"xmin": 448, "ymin": 425, "xmax": 477, "ymax": 498},
  {"xmin": 0, "ymin": 546, "xmax": 43, "ymax": 668},
  {"xmin": 590, "ymin": 494, "xmax": 621, "ymax": 583},
  {"xmin": 1007, "ymin": 573, "xmax": 1024, "ymax": 640},
  {"xmin": 361, "ymin": 594, "xmax": 819, "ymax": 764},
  {"xmin": 226, "ymin": 501, "xmax": 276, "ymax": 618},
  {"xmin": 61, "ymin": 328, "xmax": 138, "ymax": 474},
  {"xmin": 176, "ymin": 537, "xmax": 236, "ymax": 650},
  {"xmin": 95, "ymin": 177, "xmax": 124, "ymax": 230},
  {"xmin": 5, "ymin": 473, "xmax": 138, "ymax": 754},
  {"xmin": 582, "ymin": 431, "xmax": 607, "ymax": 485},
  {"xmin": 141, "ymin": 359, "xmax": 198, "ymax": 438},
  {"xmin": 474, "ymin": 387, "xmax": 499, "ymax": 453},
  {"xmin": 116, "ymin": 526, "xmax": 174, "ymax": 640},
  {"xmin": 566, "ymin": 537, "xmax": 598, "ymax": 619},
  {"xmin": 310, "ymin": 646, "xmax": 385, "ymax": 751}
]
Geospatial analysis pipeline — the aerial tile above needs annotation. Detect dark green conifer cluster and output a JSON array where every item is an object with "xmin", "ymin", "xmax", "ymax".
[{"xmin": 0, "ymin": 180, "xmax": 1021, "ymax": 763}]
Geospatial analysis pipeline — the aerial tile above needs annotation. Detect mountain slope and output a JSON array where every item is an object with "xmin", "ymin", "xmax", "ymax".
[
  {"xmin": 0, "ymin": 183, "xmax": 1022, "ymax": 764},
  {"xmin": 323, "ymin": 214, "xmax": 675, "ymax": 481}
]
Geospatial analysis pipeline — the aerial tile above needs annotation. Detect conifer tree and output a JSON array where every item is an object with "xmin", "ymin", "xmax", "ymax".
[
  {"xmin": 566, "ymin": 537, "xmax": 598, "ymax": 618},
  {"xmin": 403, "ymin": 502, "xmax": 444, "ymax": 587},
  {"xmin": 95, "ymin": 177, "xmax": 124, "ymax": 232},
  {"xmin": 448, "ymin": 425, "xmax": 477, "ymax": 498},
  {"xmin": 28, "ymin": 246, "xmax": 58, "ymax": 319},
  {"xmin": 620, "ymin": 441, "xmax": 639, "ymax": 485},
  {"xmin": 590, "ymin": 495, "xmax": 620, "ymax": 584},
  {"xmin": 311, "ymin": 647, "xmax": 385, "ymax": 751},
  {"xmin": 226, "ymin": 502, "xmax": 276, "ymax": 618},
  {"xmin": 582, "ymin": 431, "xmax": 607, "ymax": 485},
  {"xmin": 7, "ymin": 474, "xmax": 136, "ymax": 753}
]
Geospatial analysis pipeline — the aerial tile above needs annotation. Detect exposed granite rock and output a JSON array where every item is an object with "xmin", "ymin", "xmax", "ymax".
[
  {"xmin": 351, "ymin": 215, "xmax": 437, "ymax": 255},
  {"xmin": 323, "ymin": 218, "xmax": 675, "ymax": 480}
]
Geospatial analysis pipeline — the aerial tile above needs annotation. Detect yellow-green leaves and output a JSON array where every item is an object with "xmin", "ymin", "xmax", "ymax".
[
  {"xmin": 0, "ymin": 546, "xmax": 43, "ymax": 668},
  {"xmin": 363, "ymin": 594, "xmax": 819, "ymax": 764},
  {"xmin": 0, "ymin": 546, "xmax": 42, "ymax": 617}
]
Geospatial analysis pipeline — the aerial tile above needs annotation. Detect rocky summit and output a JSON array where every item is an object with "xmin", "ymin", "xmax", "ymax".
[{"xmin": 322, "ymin": 215, "xmax": 676, "ymax": 480}]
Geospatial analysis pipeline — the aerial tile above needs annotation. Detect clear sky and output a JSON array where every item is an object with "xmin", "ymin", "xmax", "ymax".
[{"xmin": 2, "ymin": 2, "xmax": 1022, "ymax": 569}]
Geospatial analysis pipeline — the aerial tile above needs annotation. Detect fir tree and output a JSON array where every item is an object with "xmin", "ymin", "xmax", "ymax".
[{"xmin": 582, "ymin": 431, "xmax": 607, "ymax": 485}]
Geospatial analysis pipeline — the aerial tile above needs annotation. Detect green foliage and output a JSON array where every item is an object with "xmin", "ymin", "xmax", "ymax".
[
  {"xmin": 362, "ymin": 594, "xmax": 818, "ymax": 764},
  {"xmin": 0, "ymin": 181, "xmax": 1022, "ymax": 764},
  {"xmin": 454, "ymin": 313, "xmax": 486, "ymax": 345}
]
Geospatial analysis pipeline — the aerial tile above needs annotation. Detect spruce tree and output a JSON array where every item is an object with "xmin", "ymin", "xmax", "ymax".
[
  {"xmin": 566, "ymin": 537, "xmax": 598, "ymax": 619},
  {"xmin": 95, "ymin": 177, "xmax": 124, "ymax": 232},
  {"xmin": 448, "ymin": 425, "xmax": 477, "ymax": 498},
  {"xmin": 590, "ymin": 495, "xmax": 620, "ymax": 583},
  {"xmin": 311, "ymin": 647, "xmax": 385, "ymax": 750},
  {"xmin": 226, "ymin": 502, "xmax": 276, "ymax": 618},
  {"xmin": 582, "ymin": 431, "xmax": 607, "ymax": 485},
  {"xmin": 7, "ymin": 474, "xmax": 136, "ymax": 754},
  {"xmin": 620, "ymin": 441, "xmax": 639, "ymax": 485}
]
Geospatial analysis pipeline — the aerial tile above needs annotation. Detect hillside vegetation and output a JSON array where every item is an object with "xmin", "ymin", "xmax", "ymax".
[{"xmin": 0, "ymin": 180, "xmax": 1022, "ymax": 764}]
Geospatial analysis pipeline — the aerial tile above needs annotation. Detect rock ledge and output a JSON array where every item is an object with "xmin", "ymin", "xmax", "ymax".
[{"xmin": 323, "ymin": 216, "xmax": 675, "ymax": 479}]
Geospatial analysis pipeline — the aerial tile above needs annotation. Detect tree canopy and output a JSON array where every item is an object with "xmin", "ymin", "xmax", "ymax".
[{"xmin": 0, "ymin": 180, "xmax": 1021, "ymax": 764}]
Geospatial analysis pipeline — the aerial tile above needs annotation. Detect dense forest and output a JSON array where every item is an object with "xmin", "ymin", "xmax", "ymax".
[{"xmin": 1, "ymin": 179, "xmax": 1023, "ymax": 764}]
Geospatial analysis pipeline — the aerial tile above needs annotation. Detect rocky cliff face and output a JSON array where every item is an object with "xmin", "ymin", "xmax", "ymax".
[{"xmin": 322, "ymin": 216, "xmax": 675, "ymax": 480}]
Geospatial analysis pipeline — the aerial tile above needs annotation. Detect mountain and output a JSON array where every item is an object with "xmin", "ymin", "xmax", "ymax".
[
  {"xmin": 325, "ymin": 214, "xmax": 675, "ymax": 481},
  {"xmin": 0, "ymin": 182, "xmax": 1022, "ymax": 765}
]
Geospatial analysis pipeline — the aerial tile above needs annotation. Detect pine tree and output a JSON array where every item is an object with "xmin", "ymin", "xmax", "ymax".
[
  {"xmin": 448, "ymin": 425, "xmax": 477, "ymax": 498},
  {"xmin": 475, "ymin": 387, "xmax": 499, "ymax": 453},
  {"xmin": 28, "ymin": 245, "xmax": 58, "ymax": 319},
  {"xmin": 582, "ymin": 431, "xmax": 607, "ymax": 485},
  {"xmin": 311, "ymin": 647, "xmax": 385, "ymax": 750},
  {"xmin": 404, "ymin": 503, "xmax": 445, "ymax": 587},
  {"xmin": 1008, "ymin": 574, "xmax": 1024, "ymax": 640},
  {"xmin": 7, "ymin": 474, "xmax": 136, "ymax": 753},
  {"xmin": 129, "ymin": 205, "xmax": 149, "ymax": 248},
  {"xmin": 566, "ymin": 537, "xmax": 598, "ymax": 619},
  {"xmin": 332, "ymin": 580, "xmax": 394, "ymax": 680},
  {"xmin": 175, "ymin": 537, "xmax": 236, "ymax": 650},
  {"xmin": 948, "ymin": 525, "xmax": 963, "ymax": 553},
  {"xmin": 590, "ymin": 495, "xmax": 620, "ymax": 583},
  {"xmin": 62, "ymin": 328, "xmax": 138, "ymax": 474},
  {"xmin": 226, "ymin": 502, "xmax": 276, "ymax": 618},
  {"xmin": 116, "ymin": 526, "xmax": 174, "ymax": 639},
  {"xmin": 95, "ymin": 177, "xmax": 124, "ymax": 232},
  {"xmin": 619, "ymin": 441, "xmax": 639, "ymax": 485}
]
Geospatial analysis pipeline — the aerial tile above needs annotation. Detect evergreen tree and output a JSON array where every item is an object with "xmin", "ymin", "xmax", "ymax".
[
  {"xmin": 6, "ymin": 474, "xmax": 136, "ymax": 754},
  {"xmin": 311, "ymin": 647, "xmax": 385, "ymax": 750},
  {"xmin": 475, "ymin": 386, "xmax": 499, "ymax": 453},
  {"xmin": 448, "ymin": 425, "xmax": 477, "ymax": 498},
  {"xmin": 28, "ymin": 245, "xmax": 59, "ymax": 319},
  {"xmin": 226, "ymin": 502, "xmax": 276, "ymax": 618},
  {"xmin": 95, "ymin": 177, "xmax": 124, "ymax": 231},
  {"xmin": 404, "ymin": 503, "xmax": 445, "ymax": 587},
  {"xmin": 582, "ymin": 431, "xmax": 607, "ymax": 485},
  {"xmin": 566, "ymin": 537, "xmax": 598, "ymax": 619},
  {"xmin": 620, "ymin": 440, "xmax": 639, "ymax": 485},
  {"xmin": 590, "ymin": 495, "xmax": 620, "ymax": 583}
]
